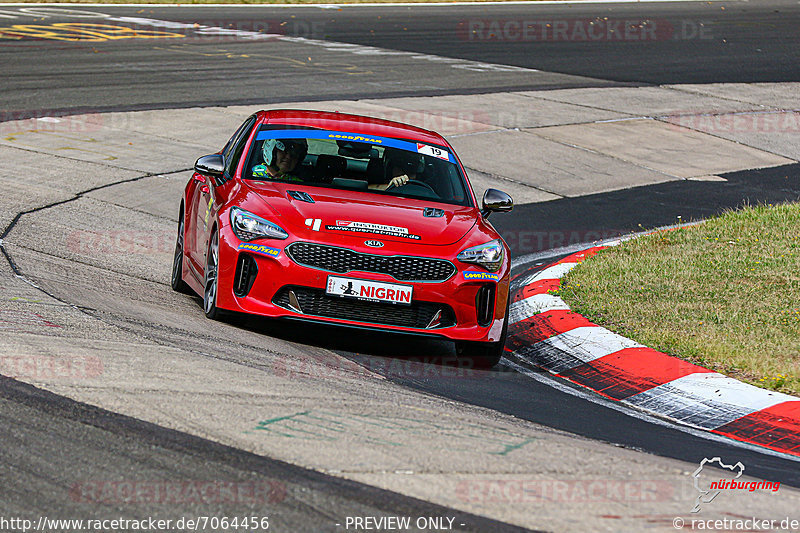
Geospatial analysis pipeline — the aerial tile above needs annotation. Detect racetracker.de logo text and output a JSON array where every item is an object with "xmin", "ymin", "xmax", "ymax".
[{"xmin": 457, "ymin": 19, "xmax": 712, "ymax": 42}]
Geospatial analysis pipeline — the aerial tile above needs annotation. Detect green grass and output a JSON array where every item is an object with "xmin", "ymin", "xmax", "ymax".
[{"xmin": 557, "ymin": 203, "xmax": 800, "ymax": 396}]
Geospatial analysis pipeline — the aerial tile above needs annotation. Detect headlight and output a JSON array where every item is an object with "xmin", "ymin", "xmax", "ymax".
[
  {"xmin": 230, "ymin": 207, "xmax": 288, "ymax": 241},
  {"xmin": 457, "ymin": 240, "xmax": 504, "ymax": 272}
]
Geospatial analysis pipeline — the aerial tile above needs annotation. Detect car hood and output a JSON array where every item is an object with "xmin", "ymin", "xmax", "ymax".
[{"xmin": 242, "ymin": 181, "xmax": 478, "ymax": 246}]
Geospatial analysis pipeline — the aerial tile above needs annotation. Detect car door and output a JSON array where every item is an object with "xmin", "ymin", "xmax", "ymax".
[{"xmin": 191, "ymin": 115, "xmax": 257, "ymax": 274}]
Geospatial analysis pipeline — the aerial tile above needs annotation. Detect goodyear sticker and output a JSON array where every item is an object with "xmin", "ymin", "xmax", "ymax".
[
  {"xmin": 463, "ymin": 271, "xmax": 500, "ymax": 281},
  {"xmin": 238, "ymin": 243, "xmax": 281, "ymax": 257}
]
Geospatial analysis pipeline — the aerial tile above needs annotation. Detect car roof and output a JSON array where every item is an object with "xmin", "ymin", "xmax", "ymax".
[{"xmin": 257, "ymin": 109, "xmax": 450, "ymax": 146}]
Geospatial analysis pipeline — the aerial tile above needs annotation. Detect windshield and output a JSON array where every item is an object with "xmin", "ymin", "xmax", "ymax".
[{"xmin": 243, "ymin": 127, "xmax": 473, "ymax": 207}]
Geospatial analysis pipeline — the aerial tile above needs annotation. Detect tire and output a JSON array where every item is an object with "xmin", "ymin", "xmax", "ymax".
[
  {"xmin": 456, "ymin": 297, "xmax": 509, "ymax": 369},
  {"xmin": 203, "ymin": 229, "xmax": 221, "ymax": 320},
  {"xmin": 171, "ymin": 213, "xmax": 192, "ymax": 294},
  {"xmin": 456, "ymin": 339, "xmax": 503, "ymax": 369}
]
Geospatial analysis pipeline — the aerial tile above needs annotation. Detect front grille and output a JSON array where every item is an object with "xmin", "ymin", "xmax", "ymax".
[
  {"xmin": 286, "ymin": 242, "xmax": 455, "ymax": 282},
  {"xmin": 273, "ymin": 286, "xmax": 456, "ymax": 329}
]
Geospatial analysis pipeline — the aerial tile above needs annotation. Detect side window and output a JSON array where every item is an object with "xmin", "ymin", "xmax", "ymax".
[
  {"xmin": 221, "ymin": 118, "xmax": 248, "ymax": 157},
  {"xmin": 223, "ymin": 116, "xmax": 257, "ymax": 179}
]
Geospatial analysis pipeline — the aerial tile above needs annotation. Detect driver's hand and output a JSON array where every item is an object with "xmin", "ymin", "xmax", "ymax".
[{"xmin": 388, "ymin": 174, "xmax": 410, "ymax": 188}]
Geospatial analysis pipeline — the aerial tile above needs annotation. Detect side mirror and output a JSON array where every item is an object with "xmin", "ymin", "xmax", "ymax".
[
  {"xmin": 194, "ymin": 154, "xmax": 225, "ymax": 178},
  {"xmin": 481, "ymin": 189, "xmax": 513, "ymax": 217}
]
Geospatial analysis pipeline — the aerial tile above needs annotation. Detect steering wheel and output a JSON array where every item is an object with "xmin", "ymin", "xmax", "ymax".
[{"xmin": 386, "ymin": 179, "xmax": 437, "ymax": 195}]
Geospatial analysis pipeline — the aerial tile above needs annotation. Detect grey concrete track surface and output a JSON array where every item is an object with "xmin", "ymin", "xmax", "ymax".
[
  {"xmin": 0, "ymin": 377, "xmax": 531, "ymax": 533},
  {"xmin": 1, "ymin": 83, "xmax": 799, "ymax": 531}
]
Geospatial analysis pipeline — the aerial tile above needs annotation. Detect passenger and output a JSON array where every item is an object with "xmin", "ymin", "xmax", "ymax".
[
  {"xmin": 252, "ymin": 138, "xmax": 311, "ymax": 182},
  {"xmin": 369, "ymin": 148, "xmax": 425, "ymax": 190}
]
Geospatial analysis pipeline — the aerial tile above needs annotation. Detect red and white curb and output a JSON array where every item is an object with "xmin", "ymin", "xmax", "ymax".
[{"xmin": 506, "ymin": 245, "xmax": 800, "ymax": 457}]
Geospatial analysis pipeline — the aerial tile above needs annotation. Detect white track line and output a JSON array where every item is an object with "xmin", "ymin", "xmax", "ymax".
[
  {"xmin": 535, "ymin": 325, "xmax": 644, "ymax": 366},
  {"xmin": 627, "ymin": 373, "xmax": 799, "ymax": 429},
  {"xmin": 513, "ymin": 261, "xmax": 578, "ymax": 288},
  {"xmin": 108, "ymin": 15, "xmax": 536, "ymax": 74},
  {"xmin": 509, "ymin": 294, "xmax": 571, "ymax": 324}
]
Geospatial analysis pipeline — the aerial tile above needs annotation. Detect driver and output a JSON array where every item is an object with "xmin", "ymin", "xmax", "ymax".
[
  {"xmin": 252, "ymin": 138, "xmax": 311, "ymax": 181},
  {"xmin": 369, "ymin": 147, "xmax": 424, "ymax": 190}
]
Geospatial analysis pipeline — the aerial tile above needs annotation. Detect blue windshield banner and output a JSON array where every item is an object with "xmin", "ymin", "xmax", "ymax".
[{"xmin": 255, "ymin": 129, "xmax": 455, "ymax": 163}]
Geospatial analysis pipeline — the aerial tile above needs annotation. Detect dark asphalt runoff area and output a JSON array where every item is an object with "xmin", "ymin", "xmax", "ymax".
[
  {"xmin": 2, "ymin": 0, "xmax": 800, "ymax": 527},
  {"xmin": 1, "ymin": 0, "xmax": 799, "ymax": 117},
  {"xmin": 493, "ymin": 163, "xmax": 800, "ymax": 256}
]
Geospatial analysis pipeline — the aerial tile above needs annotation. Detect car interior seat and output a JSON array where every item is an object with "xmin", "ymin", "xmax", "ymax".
[{"xmin": 314, "ymin": 154, "xmax": 348, "ymax": 181}]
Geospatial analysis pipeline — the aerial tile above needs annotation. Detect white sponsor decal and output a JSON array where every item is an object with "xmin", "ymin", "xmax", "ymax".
[
  {"xmin": 417, "ymin": 143, "xmax": 449, "ymax": 160},
  {"xmin": 337, "ymin": 221, "xmax": 407, "ymax": 234},
  {"xmin": 326, "ymin": 276, "xmax": 413, "ymax": 305},
  {"xmin": 305, "ymin": 218, "xmax": 322, "ymax": 231},
  {"xmin": 327, "ymin": 221, "xmax": 421, "ymax": 240}
]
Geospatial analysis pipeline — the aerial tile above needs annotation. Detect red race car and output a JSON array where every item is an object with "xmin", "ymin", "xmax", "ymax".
[{"xmin": 172, "ymin": 110, "xmax": 513, "ymax": 367}]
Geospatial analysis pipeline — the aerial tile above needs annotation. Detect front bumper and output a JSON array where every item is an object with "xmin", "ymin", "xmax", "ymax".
[{"xmin": 215, "ymin": 227, "xmax": 509, "ymax": 343}]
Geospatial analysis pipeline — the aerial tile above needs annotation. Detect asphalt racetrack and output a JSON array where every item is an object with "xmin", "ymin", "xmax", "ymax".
[
  {"xmin": 3, "ymin": 0, "xmax": 800, "ymax": 115},
  {"xmin": 1, "ymin": 1, "xmax": 800, "ymax": 531}
]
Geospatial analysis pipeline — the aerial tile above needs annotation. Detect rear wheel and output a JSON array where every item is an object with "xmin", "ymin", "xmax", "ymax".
[
  {"xmin": 171, "ymin": 213, "xmax": 192, "ymax": 294},
  {"xmin": 204, "ymin": 229, "xmax": 221, "ymax": 319}
]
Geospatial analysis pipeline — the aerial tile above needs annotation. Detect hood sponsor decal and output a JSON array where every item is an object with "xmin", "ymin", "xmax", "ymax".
[
  {"xmin": 326, "ymin": 220, "xmax": 421, "ymax": 240},
  {"xmin": 238, "ymin": 243, "xmax": 281, "ymax": 257},
  {"xmin": 305, "ymin": 218, "xmax": 322, "ymax": 231},
  {"xmin": 463, "ymin": 270, "xmax": 500, "ymax": 281}
]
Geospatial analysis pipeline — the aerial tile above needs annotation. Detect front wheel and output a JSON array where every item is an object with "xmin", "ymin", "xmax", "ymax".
[
  {"xmin": 456, "ymin": 299, "xmax": 509, "ymax": 369},
  {"xmin": 203, "ymin": 229, "xmax": 221, "ymax": 319},
  {"xmin": 456, "ymin": 339, "xmax": 504, "ymax": 369}
]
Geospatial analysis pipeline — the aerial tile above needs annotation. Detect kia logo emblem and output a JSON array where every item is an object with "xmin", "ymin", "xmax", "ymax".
[{"xmin": 364, "ymin": 240, "xmax": 384, "ymax": 248}]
